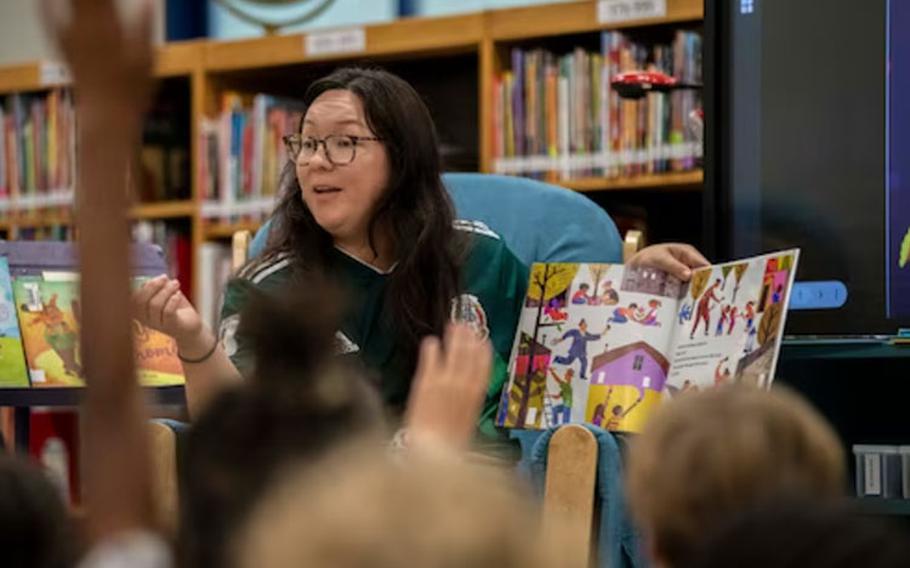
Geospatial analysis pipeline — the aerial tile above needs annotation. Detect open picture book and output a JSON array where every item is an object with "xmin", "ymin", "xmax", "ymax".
[{"xmin": 496, "ymin": 249, "xmax": 799, "ymax": 433}]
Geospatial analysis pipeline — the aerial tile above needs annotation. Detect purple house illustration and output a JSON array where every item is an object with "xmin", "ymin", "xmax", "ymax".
[
  {"xmin": 515, "ymin": 332, "xmax": 552, "ymax": 377},
  {"xmin": 589, "ymin": 341, "xmax": 670, "ymax": 396}
]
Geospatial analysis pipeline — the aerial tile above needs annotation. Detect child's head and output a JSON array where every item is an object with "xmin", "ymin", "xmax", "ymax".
[
  {"xmin": 181, "ymin": 373, "xmax": 385, "ymax": 568},
  {"xmin": 626, "ymin": 386, "xmax": 845, "ymax": 567},
  {"xmin": 235, "ymin": 448, "xmax": 558, "ymax": 568},
  {"xmin": 0, "ymin": 454, "xmax": 76, "ymax": 568},
  {"xmin": 181, "ymin": 284, "xmax": 386, "ymax": 568}
]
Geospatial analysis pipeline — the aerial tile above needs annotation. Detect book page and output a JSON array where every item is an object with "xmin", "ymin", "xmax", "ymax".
[
  {"xmin": 665, "ymin": 249, "xmax": 800, "ymax": 395},
  {"xmin": 498, "ymin": 262, "xmax": 683, "ymax": 433}
]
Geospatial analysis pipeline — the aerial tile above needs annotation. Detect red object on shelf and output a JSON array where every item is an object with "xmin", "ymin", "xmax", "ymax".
[
  {"xmin": 29, "ymin": 408, "xmax": 80, "ymax": 506},
  {"xmin": 611, "ymin": 70, "xmax": 702, "ymax": 99}
]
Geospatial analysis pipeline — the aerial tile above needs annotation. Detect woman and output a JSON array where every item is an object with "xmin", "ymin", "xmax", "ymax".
[{"xmin": 135, "ymin": 67, "xmax": 708, "ymax": 444}]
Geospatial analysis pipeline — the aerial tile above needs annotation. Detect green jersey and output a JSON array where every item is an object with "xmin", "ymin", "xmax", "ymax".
[{"xmin": 218, "ymin": 220, "xmax": 529, "ymax": 447}]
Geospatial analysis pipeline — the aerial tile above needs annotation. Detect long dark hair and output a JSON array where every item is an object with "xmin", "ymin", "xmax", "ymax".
[{"xmin": 257, "ymin": 67, "xmax": 465, "ymax": 373}]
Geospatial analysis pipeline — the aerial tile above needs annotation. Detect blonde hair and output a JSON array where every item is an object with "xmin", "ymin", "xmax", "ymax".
[
  {"xmin": 236, "ymin": 444, "xmax": 558, "ymax": 568},
  {"xmin": 626, "ymin": 386, "xmax": 845, "ymax": 566}
]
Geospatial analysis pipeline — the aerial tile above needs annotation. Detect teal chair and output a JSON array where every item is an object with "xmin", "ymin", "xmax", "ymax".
[{"xmin": 249, "ymin": 173, "xmax": 623, "ymax": 265}]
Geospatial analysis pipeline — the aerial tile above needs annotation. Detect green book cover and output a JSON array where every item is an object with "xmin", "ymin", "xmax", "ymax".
[
  {"xmin": 0, "ymin": 257, "xmax": 30, "ymax": 387},
  {"xmin": 14, "ymin": 277, "xmax": 84, "ymax": 387}
]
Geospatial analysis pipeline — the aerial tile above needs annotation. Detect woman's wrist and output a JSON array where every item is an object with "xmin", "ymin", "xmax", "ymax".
[{"xmin": 176, "ymin": 326, "xmax": 218, "ymax": 363}]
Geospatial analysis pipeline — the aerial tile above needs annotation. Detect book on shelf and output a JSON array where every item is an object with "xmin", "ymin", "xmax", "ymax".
[
  {"xmin": 0, "ymin": 242, "xmax": 189, "ymax": 445},
  {"xmin": 139, "ymin": 96, "xmax": 191, "ymax": 202},
  {"xmin": 9, "ymin": 272, "xmax": 184, "ymax": 388},
  {"xmin": 197, "ymin": 242, "xmax": 233, "ymax": 330},
  {"xmin": 0, "ymin": 90, "xmax": 76, "ymax": 211},
  {"xmin": 132, "ymin": 220, "xmax": 192, "ymax": 298},
  {"xmin": 497, "ymin": 249, "xmax": 799, "ymax": 433},
  {"xmin": 10, "ymin": 224, "xmax": 75, "ymax": 241},
  {"xmin": 492, "ymin": 29, "xmax": 702, "ymax": 183},
  {"xmin": 199, "ymin": 92, "xmax": 304, "ymax": 223}
]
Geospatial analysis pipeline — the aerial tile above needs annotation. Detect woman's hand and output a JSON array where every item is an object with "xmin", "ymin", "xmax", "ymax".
[
  {"xmin": 627, "ymin": 243, "xmax": 710, "ymax": 281},
  {"xmin": 133, "ymin": 276, "xmax": 206, "ymax": 349},
  {"xmin": 405, "ymin": 324, "xmax": 492, "ymax": 452}
]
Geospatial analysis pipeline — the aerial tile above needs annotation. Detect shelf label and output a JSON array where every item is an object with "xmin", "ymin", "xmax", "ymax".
[
  {"xmin": 304, "ymin": 27, "xmax": 367, "ymax": 58},
  {"xmin": 864, "ymin": 453, "xmax": 882, "ymax": 496},
  {"xmin": 39, "ymin": 62, "xmax": 71, "ymax": 86},
  {"xmin": 598, "ymin": 0, "xmax": 667, "ymax": 24}
]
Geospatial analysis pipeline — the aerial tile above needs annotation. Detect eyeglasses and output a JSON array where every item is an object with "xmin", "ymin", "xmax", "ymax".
[{"xmin": 283, "ymin": 134, "xmax": 383, "ymax": 166}]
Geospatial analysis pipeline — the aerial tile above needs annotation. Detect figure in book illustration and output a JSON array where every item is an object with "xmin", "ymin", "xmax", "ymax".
[
  {"xmin": 15, "ymin": 279, "xmax": 84, "ymax": 386},
  {"xmin": 499, "ymin": 251, "xmax": 800, "ymax": 433},
  {"xmin": 547, "ymin": 367, "xmax": 574, "ymax": 425},
  {"xmin": 690, "ymin": 277, "xmax": 723, "ymax": 339},
  {"xmin": 550, "ymin": 319, "xmax": 609, "ymax": 380}
]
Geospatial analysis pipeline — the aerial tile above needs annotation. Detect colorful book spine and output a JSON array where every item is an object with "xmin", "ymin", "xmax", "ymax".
[
  {"xmin": 0, "ymin": 90, "xmax": 76, "ymax": 210},
  {"xmin": 491, "ymin": 30, "xmax": 703, "ymax": 181},
  {"xmin": 199, "ymin": 92, "xmax": 305, "ymax": 222}
]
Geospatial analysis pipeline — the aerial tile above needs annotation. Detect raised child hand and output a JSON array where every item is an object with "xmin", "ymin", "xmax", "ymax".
[
  {"xmin": 405, "ymin": 324, "xmax": 492, "ymax": 453},
  {"xmin": 41, "ymin": 0, "xmax": 155, "ymax": 120}
]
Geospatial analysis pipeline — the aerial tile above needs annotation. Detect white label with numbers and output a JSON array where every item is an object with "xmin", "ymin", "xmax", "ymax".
[
  {"xmin": 304, "ymin": 27, "xmax": 367, "ymax": 57},
  {"xmin": 598, "ymin": 0, "xmax": 667, "ymax": 24},
  {"xmin": 40, "ymin": 62, "xmax": 71, "ymax": 86},
  {"xmin": 863, "ymin": 453, "xmax": 882, "ymax": 496}
]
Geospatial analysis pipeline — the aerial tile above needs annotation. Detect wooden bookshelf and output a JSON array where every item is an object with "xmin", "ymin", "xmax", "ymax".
[
  {"xmin": 203, "ymin": 12, "xmax": 484, "ymax": 72},
  {"xmin": 0, "ymin": 63, "xmax": 64, "ymax": 94},
  {"xmin": 153, "ymin": 41, "xmax": 204, "ymax": 78},
  {"xmin": 0, "ymin": 43, "xmax": 202, "ymax": 95},
  {"xmin": 560, "ymin": 170, "xmax": 704, "ymax": 192},
  {"xmin": 0, "ymin": 200, "xmax": 196, "ymax": 231},
  {"xmin": 130, "ymin": 200, "xmax": 196, "ymax": 220},
  {"xmin": 203, "ymin": 220, "xmax": 263, "ymax": 240},
  {"xmin": 487, "ymin": 0, "xmax": 702, "ymax": 41}
]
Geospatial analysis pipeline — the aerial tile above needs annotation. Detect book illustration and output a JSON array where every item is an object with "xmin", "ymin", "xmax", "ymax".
[
  {"xmin": 132, "ymin": 319, "xmax": 185, "ymax": 387},
  {"xmin": 900, "ymin": 227, "xmax": 909, "ymax": 268},
  {"xmin": 0, "ymin": 257, "xmax": 30, "ymax": 387},
  {"xmin": 666, "ymin": 251, "xmax": 797, "ymax": 393},
  {"xmin": 585, "ymin": 340, "xmax": 667, "ymax": 433},
  {"xmin": 14, "ymin": 278, "xmax": 84, "ymax": 387},
  {"xmin": 498, "ymin": 250, "xmax": 799, "ymax": 433}
]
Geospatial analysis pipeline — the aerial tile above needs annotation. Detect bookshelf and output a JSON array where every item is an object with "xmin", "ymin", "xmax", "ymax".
[
  {"xmin": 0, "ymin": 0, "xmax": 704, "ymax": 304},
  {"xmin": 486, "ymin": 0, "xmax": 702, "ymax": 40},
  {"xmin": 562, "ymin": 170, "xmax": 703, "ymax": 192}
]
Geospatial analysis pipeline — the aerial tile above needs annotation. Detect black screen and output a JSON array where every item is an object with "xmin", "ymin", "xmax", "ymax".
[{"xmin": 708, "ymin": 0, "xmax": 909, "ymax": 336}]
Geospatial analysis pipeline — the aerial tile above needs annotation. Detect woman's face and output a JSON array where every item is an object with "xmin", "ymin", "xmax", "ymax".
[{"xmin": 297, "ymin": 89, "xmax": 390, "ymax": 245}]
